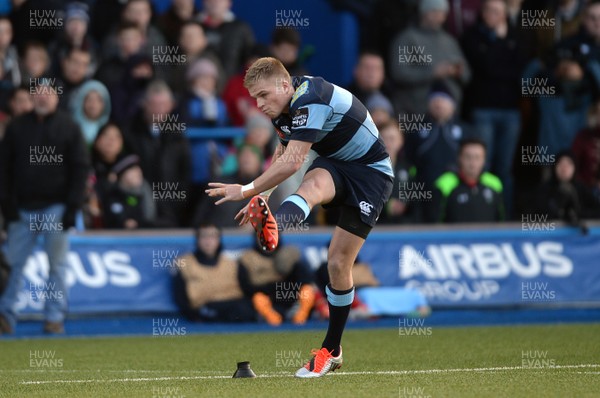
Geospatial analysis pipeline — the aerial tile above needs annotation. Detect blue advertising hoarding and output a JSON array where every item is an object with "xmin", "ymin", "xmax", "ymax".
[{"xmin": 13, "ymin": 226, "xmax": 600, "ymax": 315}]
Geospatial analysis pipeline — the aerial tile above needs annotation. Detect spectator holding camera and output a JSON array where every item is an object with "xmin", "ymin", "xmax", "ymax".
[{"xmin": 0, "ymin": 81, "xmax": 90, "ymax": 334}]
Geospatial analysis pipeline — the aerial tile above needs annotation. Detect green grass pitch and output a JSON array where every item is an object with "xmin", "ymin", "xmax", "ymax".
[{"xmin": 1, "ymin": 323, "xmax": 598, "ymax": 398}]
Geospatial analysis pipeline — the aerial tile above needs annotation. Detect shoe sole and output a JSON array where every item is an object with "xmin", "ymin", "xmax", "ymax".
[{"xmin": 247, "ymin": 197, "xmax": 278, "ymax": 252}]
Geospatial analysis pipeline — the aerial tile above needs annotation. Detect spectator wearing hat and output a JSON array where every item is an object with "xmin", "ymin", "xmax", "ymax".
[
  {"xmin": 168, "ymin": 21, "xmax": 224, "ymax": 95},
  {"xmin": 404, "ymin": 81, "xmax": 474, "ymax": 222},
  {"xmin": 101, "ymin": 154, "xmax": 156, "ymax": 229},
  {"xmin": 462, "ymin": 0, "xmax": 529, "ymax": 217},
  {"xmin": 49, "ymin": 2, "xmax": 98, "ymax": 78},
  {"xmin": 69, "ymin": 80, "xmax": 111, "ymax": 146},
  {"xmin": 432, "ymin": 138, "xmax": 504, "ymax": 223},
  {"xmin": 95, "ymin": 23, "xmax": 145, "ymax": 92},
  {"xmin": 179, "ymin": 57, "xmax": 229, "ymax": 128},
  {"xmin": 178, "ymin": 58, "xmax": 230, "ymax": 223},
  {"xmin": 389, "ymin": 0, "xmax": 471, "ymax": 115},
  {"xmin": 0, "ymin": 81, "xmax": 90, "ymax": 334},
  {"xmin": 366, "ymin": 92, "xmax": 395, "ymax": 130}
]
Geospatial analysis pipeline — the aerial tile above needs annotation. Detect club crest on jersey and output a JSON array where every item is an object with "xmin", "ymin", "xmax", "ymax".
[
  {"xmin": 292, "ymin": 108, "xmax": 309, "ymax": 128},
  {"xmin": 291, "ymin": 81, "xmax": 309, "ymax": 105}
]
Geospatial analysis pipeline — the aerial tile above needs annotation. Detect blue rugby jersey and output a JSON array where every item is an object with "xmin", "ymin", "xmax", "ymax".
[{"xmin": 272, "ymin": 76, "xmax": 394, "ymax": 178}]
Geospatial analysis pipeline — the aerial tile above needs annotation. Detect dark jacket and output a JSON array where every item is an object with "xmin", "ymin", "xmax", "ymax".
[
  {"xmin": 101, "ymin": 182, "xmax": 156, "ymax": 229},
  {"xmin": 123, "ymin": 110, "xmax": 191, "ymax": 227},
  {"xmin": 200, "ymin": 14, "xmax": 255, "ymax": 78},
  {"xmin": 461, "ymin": 21, "xmax": 528, "ymax": 111},
  {"xmin": 405, "ymin": 116, "xmax": 473, "ymax": 191},
  {"xmin": 543, "ymin": 28, "xmax": 600, "ymax": 105},
  {"xmin": 534, "ymin": 177, "xmax": 600, "ymax": 222},
  {"xmin": 0, "ymin": 110, "xmax": 90, "ymax": 214}
]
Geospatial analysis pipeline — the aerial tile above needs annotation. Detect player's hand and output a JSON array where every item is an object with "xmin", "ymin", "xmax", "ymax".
[
  {"xmin": 206, "ymin": 182, "xmax": 244, "ymax": 205},
  {"xmin": 234, "ymin": 202, "xmax": 251, "ymax": 226},
  {"xmin": 234, "ymin": 195, "xmax": 269, "ymax": 226}
]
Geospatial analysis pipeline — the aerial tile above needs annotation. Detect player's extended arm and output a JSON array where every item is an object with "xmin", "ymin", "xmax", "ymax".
[{"xmin": 206, "ymin": 140, "xmax": 311, "ymax": 205}]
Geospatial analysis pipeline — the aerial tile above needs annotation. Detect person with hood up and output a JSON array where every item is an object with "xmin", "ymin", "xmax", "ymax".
[{"xmin": 69, "ymin": 80, "xmax": 111, "ymax": 146}]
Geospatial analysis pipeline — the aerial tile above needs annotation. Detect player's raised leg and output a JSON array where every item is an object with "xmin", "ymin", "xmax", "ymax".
[
  {"xmin": 295, "ymin": 225, "xmax": 365, "ymax": 378},
  {"xmin": 246, "ymin": 168, "xmax": 335, "ymax": 252}
]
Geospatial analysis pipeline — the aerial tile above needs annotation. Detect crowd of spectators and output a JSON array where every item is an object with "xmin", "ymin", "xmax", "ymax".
[{"xmin": 1, "ymin": 0, "xmax": 600, "ymax": 232}]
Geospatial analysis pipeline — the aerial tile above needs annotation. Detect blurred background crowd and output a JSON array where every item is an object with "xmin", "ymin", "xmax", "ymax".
[{"xmin": 1, "ymin": 0, "xmax": 600, "ymax": 231}]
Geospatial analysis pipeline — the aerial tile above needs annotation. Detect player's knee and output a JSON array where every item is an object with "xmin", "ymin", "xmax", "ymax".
[
  {"xmin": 327, "ymin": 255, "xmax": 352, "ymax": 277},
  {"xmin": 299, "ymin": 178, "xmax": 319, "ymax": 193},
  {"xmin": 297, "ymin": 179, "xmax": 321, "ymax": 205}
]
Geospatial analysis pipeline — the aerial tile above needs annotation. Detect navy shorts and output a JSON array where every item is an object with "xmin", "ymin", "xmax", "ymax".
[{"xmin": 307, "ymin": 157, "xmax": 394, "ymax": 238}]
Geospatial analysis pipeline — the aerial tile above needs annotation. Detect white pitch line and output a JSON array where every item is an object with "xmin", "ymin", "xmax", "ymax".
[{"xmin": 19, "ymin": 364, "xmax": 600, "ymax": 385}]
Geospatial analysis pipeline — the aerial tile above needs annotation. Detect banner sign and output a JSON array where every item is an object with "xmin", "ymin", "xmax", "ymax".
[{"xmin": 13, "ymin": 227, "xmax": 600, "ymax": 314}]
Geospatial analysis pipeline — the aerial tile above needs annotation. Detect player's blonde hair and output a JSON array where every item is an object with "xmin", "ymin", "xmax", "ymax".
[{"xmin": 243, "ymin": 57, "xmax": 291, "ymax": 89}]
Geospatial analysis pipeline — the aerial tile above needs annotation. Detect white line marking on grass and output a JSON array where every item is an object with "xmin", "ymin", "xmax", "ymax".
[{"xmin": 19, "ymin": 364, "xmax": 600, "ymax": 385}]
